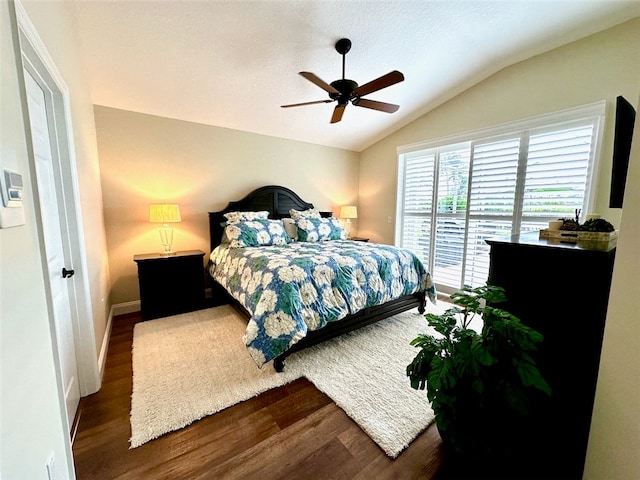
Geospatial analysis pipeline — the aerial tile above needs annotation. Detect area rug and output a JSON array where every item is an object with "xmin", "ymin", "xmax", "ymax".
[{"xmin": 130, "ymin": 301, "xmax": 450, "ymax": 457}]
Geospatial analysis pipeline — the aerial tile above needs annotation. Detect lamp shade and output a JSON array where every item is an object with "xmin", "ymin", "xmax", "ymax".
[
  {"xmin": 340, "ymin": 205, "xmax": 358, "ymax": 219},
  {"xmin": 149, "ymin": 204, "xmax": 182, "ymax": 223}
]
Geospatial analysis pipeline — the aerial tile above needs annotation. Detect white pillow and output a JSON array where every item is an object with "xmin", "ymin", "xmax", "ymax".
[{"xmin": 282, "ymin": 218, "xmax": 298, "ymax": 240}]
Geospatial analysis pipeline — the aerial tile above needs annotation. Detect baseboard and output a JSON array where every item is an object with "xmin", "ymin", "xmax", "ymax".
[
  {"xmin": 97, "ymin": 301, "xmax": 141, "ymax": 380},
  {"xmin": 112, "ymin": 300, "xmax": 141, "ymax": 316},
  {"xmin": 98, "ymin": 308, "xmax": 114, "ymax": 381},
  {"xmin": 436, "ymin": 291, "xmax": 452, "ymax": 303}
]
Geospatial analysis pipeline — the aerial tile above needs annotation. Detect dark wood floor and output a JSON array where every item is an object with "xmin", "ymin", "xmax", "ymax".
[{"xmin": 72, "ymin": 310, "xmax": 445, "ymax": 479}]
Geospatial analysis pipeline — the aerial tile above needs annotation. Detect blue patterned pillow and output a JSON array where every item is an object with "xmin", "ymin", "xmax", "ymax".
[
  {"xmin": 295, "ymin": 217, "xmax": 346, "ymax": 242},
  {"xmin": 225, "ymin": 219, "xmax": 290, "ymax": 248}
]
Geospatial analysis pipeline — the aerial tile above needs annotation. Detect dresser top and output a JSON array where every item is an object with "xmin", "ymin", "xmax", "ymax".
[{"xmin": 485, "ymin": 232, "xmax": 616, "ymax": 254}]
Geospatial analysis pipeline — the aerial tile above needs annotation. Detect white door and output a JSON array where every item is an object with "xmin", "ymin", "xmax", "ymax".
[{"xmin": 24, "ymin": 68, "xmax": 80, "ymax": 427}]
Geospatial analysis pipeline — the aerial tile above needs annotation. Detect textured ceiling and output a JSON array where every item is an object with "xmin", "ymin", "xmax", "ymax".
[{"xmin": 69, "ymin": 1, "xmax": 640, "ymax": 152}]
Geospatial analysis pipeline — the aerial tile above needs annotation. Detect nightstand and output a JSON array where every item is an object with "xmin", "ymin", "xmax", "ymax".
[
  {"xmin": 134, "ymin": 250, "xmax": 206, "ymax": 320},
  {"xmin": 349, "ymin": 236, "xmax": 369, "ymax": 242}
]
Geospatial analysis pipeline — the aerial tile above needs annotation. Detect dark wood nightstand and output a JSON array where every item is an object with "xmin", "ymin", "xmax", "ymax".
[
  {"xmin": 134, "ymin": 250, "xmax": 206, "ymax": 320},
  {"xmin": 349, "ymin": 236, "xmax": 369, "ymax": 242}
]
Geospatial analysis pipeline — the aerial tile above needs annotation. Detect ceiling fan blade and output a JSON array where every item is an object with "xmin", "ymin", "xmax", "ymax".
[
  {"xmin": 299, "ymin": 71, "xmax": 340, "ymax": 94},
  {"xmin": 281, "ymin": 99, "xmax": 333, "ymax": 108},
  {"xmin": 353, "ymin": 70, "xmax": 404, "ymax": 97},
  {"xmin": 352, "ymin": 98, "xmax": 399, "ymax": 113},
  {"xmin": 331, "ymin": 104, "xmax": 346, "ymax": 123}
]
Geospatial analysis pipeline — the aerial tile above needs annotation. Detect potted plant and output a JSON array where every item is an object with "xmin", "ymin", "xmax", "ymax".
[{"xmin": 407, "ymin": 285, "xmax": 551, "ymax": 477}]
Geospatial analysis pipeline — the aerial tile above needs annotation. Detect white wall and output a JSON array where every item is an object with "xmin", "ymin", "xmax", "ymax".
[
  {"xmin": 584, "ymin": 93, "xmax": 640, "ymax": 479},
  {"xmin": 1, "ymin": 0, "xmax": 111, "ymax": 477},
  {"xmin": 0, "ymin": 2, "xmax": 73, "ymax": 478}
]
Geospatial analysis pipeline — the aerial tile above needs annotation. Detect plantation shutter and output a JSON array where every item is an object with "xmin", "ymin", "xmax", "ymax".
[
  {"xmin": 400, "ymin": 151, "xmax": 435, "ymax": 267},
  {"xmin": 397, "ymin": 101, "xmax": 604, "ymax": 293},
  {"xmin": 522, "ymin": 122, "xmax": 595, "ymax": 222},
  {"xmin": 432, "ymin": 147, "xmax": 470, "ymax": 288},
  {"xmin": 463, "ymin": 136, "xmax": 520, "ymax": 287}
]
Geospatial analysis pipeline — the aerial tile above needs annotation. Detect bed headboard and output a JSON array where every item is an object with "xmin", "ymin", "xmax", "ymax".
[{"xmin": 208, "ymin": 185, "xmax": 331, "ymax": 252}]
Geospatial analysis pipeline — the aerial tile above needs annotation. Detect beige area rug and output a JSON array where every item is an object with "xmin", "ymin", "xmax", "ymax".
[{"xmin": 130, "ymin": 301, "xmax": 450, "ymax": 458}]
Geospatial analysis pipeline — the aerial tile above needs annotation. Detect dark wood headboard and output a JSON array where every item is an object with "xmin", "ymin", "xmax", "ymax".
[{"xmin": 208, "ymin": 185, "xmax": 331, "ymax": 252}]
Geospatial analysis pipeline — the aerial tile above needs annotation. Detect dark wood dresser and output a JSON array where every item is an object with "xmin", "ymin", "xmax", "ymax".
[
  {"xmin": 134, "ymin": 250, "xmax": 206, "ymax": 320},
  {"xmin": 486, "ymin": 233, "xmax": 616, "ymax": 479}
]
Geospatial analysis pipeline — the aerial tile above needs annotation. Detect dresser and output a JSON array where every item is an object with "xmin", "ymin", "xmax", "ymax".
[{"xmin": 486, "ymin": 234, "xmax": 615, "ymax": 479}]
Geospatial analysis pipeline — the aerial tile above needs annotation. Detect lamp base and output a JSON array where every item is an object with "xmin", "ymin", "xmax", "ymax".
[{"xmin": 159, "ymin": 225, "xmax": 175, "ymax": 256}]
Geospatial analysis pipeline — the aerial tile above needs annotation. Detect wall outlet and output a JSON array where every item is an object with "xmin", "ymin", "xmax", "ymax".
[
  {"xmin": 387, "ymin": 216, "xmax": 392, "ymax": 224},
  {"xmin": 46, "ymin": 451, "xmax": 56, "ymax": 480}
]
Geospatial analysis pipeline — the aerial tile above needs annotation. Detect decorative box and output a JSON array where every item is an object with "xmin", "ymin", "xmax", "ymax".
[{"xmin": 539, "ymin": 229, "xmax": 618, "ymax": 250}]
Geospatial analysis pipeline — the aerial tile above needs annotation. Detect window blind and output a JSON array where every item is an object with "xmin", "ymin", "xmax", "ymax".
[{"xmin": 396, "ymin": 103, "xmax": 604, "ymax": 292}]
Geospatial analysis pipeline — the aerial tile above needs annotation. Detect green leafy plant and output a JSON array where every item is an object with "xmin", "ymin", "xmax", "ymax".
[{"xmin": 407, "ymin": 285, "xmax": 551, "ymax": 462}]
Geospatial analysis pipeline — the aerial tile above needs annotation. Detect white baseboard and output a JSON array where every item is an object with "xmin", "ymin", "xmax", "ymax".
[
  {"xmin": 98, "ymin": 308, "xmax": 113, "ymax": 382},
  {"xmin": 112, "ymin": 300, "xmax": 141, "ymax": 316},
  {"xmin": 97, "ymin": 301, "xmax": 141, "ymax": 381}
]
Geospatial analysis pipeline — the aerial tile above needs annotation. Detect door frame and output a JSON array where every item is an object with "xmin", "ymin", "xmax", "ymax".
[{"xmin": 15, "ymin": 1, "xmax": 100, "ymax": 398}]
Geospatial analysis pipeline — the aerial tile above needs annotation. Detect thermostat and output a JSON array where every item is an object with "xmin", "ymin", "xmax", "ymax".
[
  {"xmin": 2, "ymin": 170, "xmax": 23, "ymax": 207},
  {"xmin": 0, "ymin": 168, "xmax": 26, "ymax": 228}
]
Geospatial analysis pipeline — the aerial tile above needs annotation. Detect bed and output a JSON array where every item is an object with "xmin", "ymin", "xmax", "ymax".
[{"xmin": 208, "ymin": 185, "xmax": 436, "ymax": 371}]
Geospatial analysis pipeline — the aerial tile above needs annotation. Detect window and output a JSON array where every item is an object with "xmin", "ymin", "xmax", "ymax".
[{"xmin": 397, "ymin": 102, "xmax": 605, "ymax": 293}]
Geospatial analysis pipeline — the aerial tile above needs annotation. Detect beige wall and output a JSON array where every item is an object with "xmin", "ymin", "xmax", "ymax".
[
  {"xmin": 359, "ymin": 18, "xmax": 640, "ymax": 243},
  {"xmin": 95, "ymin": 106, "xmax": 359, "ymax": 305},
  {"xmin": 1, "ymin": 1, "xmax": 72, "ymax": 478}
]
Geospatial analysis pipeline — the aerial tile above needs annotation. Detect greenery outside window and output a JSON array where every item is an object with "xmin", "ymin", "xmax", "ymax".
[{"xmin": 396, "ymin": 101, "xmax": 606, "ymax": 293}]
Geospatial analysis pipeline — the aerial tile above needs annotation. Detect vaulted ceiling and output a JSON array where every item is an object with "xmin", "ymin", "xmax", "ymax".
[{"xmin": 70, "ymin": 1, "xmax": 640, "ymax": 152}]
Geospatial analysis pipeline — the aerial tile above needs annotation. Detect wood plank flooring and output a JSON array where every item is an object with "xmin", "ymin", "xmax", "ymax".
[{"xmin": 72, "ymin": 311, "xmax": 445, "ymax": 479}]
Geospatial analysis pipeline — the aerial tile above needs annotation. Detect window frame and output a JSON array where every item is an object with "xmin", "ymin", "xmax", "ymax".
[{"xmin": 396, "ymin": 101, "xmax": 606, "ymax": 293}]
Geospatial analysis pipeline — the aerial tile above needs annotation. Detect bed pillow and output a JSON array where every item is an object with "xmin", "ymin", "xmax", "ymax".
[
  {"xmin": 289, "ymin": 208, "xmax": 322, "ymax": 220},
  {"xmin": 282, "ymin": 217, "xmax": 298, "ymax": 240},
  {"xmin": 225, "ymin": 219, "xmax": 290, "ymax": 248},
  {"xmin": 295, "ymin": 217, "xmax": 346, "ymax": 242},
  {"xmin": 224, "ymin": 210, "xmax": 270, "ymax": 224}
]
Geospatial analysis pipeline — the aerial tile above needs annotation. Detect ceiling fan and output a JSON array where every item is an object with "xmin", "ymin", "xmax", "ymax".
[{"xmin": 281, "ymin": 38, "xmax": 405, "ymax": 124}]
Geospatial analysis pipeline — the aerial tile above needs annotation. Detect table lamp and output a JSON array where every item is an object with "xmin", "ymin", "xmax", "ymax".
[
  {"xmin": 149, "ymin": 204, "xmax": 181, "ymax": 255},
  {"xmin": 340, "ymin": 205, "xmax": 358, "ymax": 239}
]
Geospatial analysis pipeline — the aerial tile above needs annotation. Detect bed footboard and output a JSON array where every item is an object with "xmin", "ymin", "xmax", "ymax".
[{"xmin": 273, "ymin": 291, "xmax": 427, "ymax": 372}]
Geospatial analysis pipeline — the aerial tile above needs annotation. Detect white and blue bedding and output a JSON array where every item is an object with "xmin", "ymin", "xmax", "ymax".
[{"xmin": 209, "ymin": 240, "xmax": 435, "ymax": 366}]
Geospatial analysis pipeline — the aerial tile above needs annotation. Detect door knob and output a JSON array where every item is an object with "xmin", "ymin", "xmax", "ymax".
[{"xmin": 62, "ymin": 267, "xmax": 75, "ymax": 278}]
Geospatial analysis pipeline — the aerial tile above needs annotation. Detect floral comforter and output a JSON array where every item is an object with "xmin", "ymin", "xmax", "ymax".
[{"xmin": 208, "ymin": 240, "xmax": 435, "ymax": 366}]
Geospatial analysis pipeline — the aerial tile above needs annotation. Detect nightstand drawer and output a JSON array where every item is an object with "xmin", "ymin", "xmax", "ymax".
[{"xmin": 134, "ymin": 250, "xmax": 205, "ymax": 320}]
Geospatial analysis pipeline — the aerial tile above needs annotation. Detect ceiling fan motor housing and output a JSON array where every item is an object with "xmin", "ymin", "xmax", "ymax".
[{"xmin": 329, "ymin": 79, "xmax": 358, "ymax": 105}]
